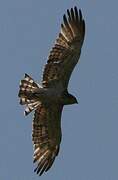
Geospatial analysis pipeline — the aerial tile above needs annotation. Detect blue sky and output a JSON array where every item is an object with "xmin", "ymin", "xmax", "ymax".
[{"xmin": 0, "ymin": 0, "xmax": 118, "ymax": 179}]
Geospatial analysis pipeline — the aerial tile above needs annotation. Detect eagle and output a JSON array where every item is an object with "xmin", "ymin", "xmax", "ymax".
[{"xmin": 18, "ymin": 6, "xmax": 85, "ymax": 176}]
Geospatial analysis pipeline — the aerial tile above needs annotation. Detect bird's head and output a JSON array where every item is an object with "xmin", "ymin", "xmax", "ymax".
[
  {"xmin": 67, "ymin": 94, "xmax": 78, "ymax": 105},
  {"xmin": 62, "ymin": 91, "xmax": 78, "ymax": 105}
]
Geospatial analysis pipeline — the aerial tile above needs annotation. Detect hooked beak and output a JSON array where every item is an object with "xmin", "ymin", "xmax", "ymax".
[{"xmin": 76, "ymin": 99, "xmax": 79, "ymax": 104}]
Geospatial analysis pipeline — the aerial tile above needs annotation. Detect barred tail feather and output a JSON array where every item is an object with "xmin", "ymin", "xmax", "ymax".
[
  {"xmin": 18, "ymin": 74, "xmax": 42, "ymax": 116},
  {"xmin": 24, "ymin": 100, "xmax": 41, "ymax": 116},
  {"xmin": 19, "ymin": 74, "xmax": 41, "ymax": 97}
]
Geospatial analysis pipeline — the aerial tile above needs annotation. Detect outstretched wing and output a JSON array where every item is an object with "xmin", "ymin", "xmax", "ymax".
[
  {"xmin": 42, "ymin": 6, "xmax": 85, "ymax": 89},
  {"xmin": 32, "ymin": 103, "xmax": 63, "ymax": 176}
]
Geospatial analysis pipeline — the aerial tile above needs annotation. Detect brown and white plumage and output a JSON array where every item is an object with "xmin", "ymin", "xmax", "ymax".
[
  {"xmin": 42, "ymin": 6, "xmax": 85, "ymax": 88},
  {"xmin": 32, "ymin": 104, "xmax": 63, "ymax": 175},
  {"xmin": 18, "ymin": 6, "xmax": 85, "ymax": 176}
]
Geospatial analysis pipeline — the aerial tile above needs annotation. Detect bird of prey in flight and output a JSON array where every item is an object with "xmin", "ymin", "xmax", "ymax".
[{"xmin": 18, "ymin": 6, "xmax": 85, "ymax": 176}]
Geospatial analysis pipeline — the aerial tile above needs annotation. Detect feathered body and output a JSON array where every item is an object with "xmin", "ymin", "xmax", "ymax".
[{"xmin": 18, "ymin": 6, "xmax": 85, "ymax": 176}]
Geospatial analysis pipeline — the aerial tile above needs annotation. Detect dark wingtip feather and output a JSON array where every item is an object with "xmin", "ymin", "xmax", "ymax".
[
  {"xmin": 70, "ymin": 8, "xmax": 75, "ymax": 20},
  {"xmin": 34, "ymin": 166, "xmax": 38, "ymax": 173},
  {"xmin": 39, "ymin": 163, "xmax": 48, "ymax": 176},
  {"xmin": 74, "ymin": 6, "xmax": 79, "ymax": 20},
  {"xmin": 74, "ymin": 6, "xmax": 77, "ymax": 10},
  {"xmin": 79, "ymin": 9, "xmax": 82, "ymax": 21},
  {"xmin": 45, "ymin": 159, "xmax": 55, "ymax": 172},
  {"xmin": 61, "ymin": 23, "xmax": 64, "ymax": 28},
  {"xmin": 67, "ymin": 9, "xmax": 71, "ymax": 19},
  {"xmin": 63, "ymin": 14, "xmax": 67, "ymax": 24}
]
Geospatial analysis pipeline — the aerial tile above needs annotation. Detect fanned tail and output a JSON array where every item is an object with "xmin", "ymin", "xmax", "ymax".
[{"xmin": 18, "ymin": 74, "xmax": 42, "ymax": 116}]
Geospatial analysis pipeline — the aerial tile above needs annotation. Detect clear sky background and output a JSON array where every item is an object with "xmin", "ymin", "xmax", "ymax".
[{"xmin": 0, "ymin": 0, "xmax": 118, "ymax": 180}]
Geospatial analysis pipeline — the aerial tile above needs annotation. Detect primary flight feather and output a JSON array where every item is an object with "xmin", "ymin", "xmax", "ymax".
[{"xmin": 18, "ymin": 6, "xmax": 85, "ymax": 176}]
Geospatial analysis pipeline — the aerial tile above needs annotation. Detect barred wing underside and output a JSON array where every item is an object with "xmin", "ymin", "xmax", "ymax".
[
  {"xmin": 42, "ymin": 6, "xmax": 85, "ymax": 88},
  {"xmin": 32, "ymin": 104, "xmax": 63, "ymax": 175}
]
